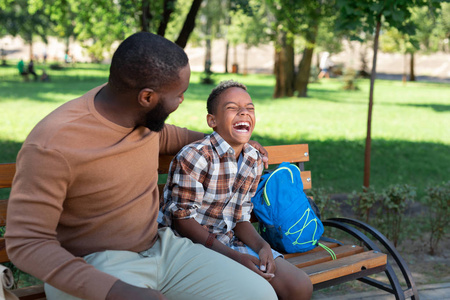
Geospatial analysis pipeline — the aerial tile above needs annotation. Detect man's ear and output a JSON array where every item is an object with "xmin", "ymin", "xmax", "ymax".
[
  {"xmin": 206, "ymin": 114, "xmax": 216, "ymax": 128},
  {"xmin": 138, "ymin": 88, "xmax": 159, "ymax": 110}
]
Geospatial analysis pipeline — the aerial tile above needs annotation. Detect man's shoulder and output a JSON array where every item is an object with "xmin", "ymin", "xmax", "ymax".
[{"xmin": 24, "ymin": 86, "xmax": 102, "ymax": 148}]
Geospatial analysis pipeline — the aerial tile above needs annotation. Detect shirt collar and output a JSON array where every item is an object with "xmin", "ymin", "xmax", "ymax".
[{"xmin": 209, "ymin": 131, "xmax": 259, "ymax": 160}]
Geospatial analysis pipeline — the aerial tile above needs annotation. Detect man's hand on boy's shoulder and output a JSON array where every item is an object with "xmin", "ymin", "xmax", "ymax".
[{"xmin": 248, "ymin": 140, "xmax": 269, "ymax": 169}]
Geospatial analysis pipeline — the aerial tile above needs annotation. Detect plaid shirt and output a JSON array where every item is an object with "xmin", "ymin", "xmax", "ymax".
[{"xmin": 160, "ymin": 131, "xmax": 263, "ymax": 248}]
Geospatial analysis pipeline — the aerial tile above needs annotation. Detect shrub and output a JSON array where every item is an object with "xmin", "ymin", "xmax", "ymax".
[
  {"xmin": 422, "ymin": 181, "xmax": 450, "ymax": 255},
  {"xmin": 348, "ymin": 186, "xmax": 379, "ymax": 223},
  {"xmin": 307, "ymin": 187, "xmax": 341, "ymax": 220},
  {"xmin": 376, "ymin": 184, "xmax": 416, "ymax": 247}
]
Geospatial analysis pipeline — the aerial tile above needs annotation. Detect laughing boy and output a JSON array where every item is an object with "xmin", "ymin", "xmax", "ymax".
[{"xmin": 160, "ymin": 80, "xmax": 312, "ymax": 300}]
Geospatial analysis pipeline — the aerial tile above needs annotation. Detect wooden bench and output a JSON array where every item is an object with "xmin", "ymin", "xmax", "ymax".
[{"xmin": 0, "ymin": 144, "xmax": 418, "ymax": 299}]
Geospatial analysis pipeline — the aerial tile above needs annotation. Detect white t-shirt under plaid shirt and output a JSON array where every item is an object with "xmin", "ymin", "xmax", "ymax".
[{"xmin": 160, "ymin": 131, "xmax": 263, "ymax": 250}]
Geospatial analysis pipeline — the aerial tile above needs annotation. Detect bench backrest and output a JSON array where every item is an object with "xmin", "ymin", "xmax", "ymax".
[{"xmin": 0, "ymin": 144, "xmax": 310, "ymax": 264}]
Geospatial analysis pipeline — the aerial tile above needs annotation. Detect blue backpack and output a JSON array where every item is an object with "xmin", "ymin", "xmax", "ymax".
[{"xmin": 251, "ymin": 162, "xmax": 334, "ymax": 256}]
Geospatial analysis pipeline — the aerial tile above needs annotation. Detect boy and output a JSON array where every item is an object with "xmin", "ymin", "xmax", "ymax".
[{"xmin": 160, "ymin": 80, "xmax": 313, "ymax": 300}]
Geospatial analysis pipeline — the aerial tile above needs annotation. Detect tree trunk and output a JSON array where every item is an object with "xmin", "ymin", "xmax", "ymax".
[
  {"xmin": 295, "ymin": 47, "xmax": 315, "ymax": 97},
  {"xmin": 204, "ymin": 27, "xmax": 212, "ymax": 73},
  {"xmin": 409, "ymin": 52, "xmax": 416, "ymax": 81},
  {"xmin": 65, "ymin": 36, "xmax": 70, "ymax": 57},
  {"xmin": 140, "ymin": 0, "xmax": 152, "ymax": 32},
  {"xmin": 243, "ymin": 45, "xmax": 248, "ymax": 75},
  {"xmin": 402, "ymin": 53, "xmax": 407, "ymax": 84},
  {"xmin": 273, "ymin": 31, "xmax": 295, "ymax": 98},
  {"xmin": 175, "ymin": 0, "xmax": 203, "ymax": 48},
  {"xmin": 157, "ymin": 0, "xmax": 175, "ymax": 36},
  {"xmin": 224, "ymin": 40, "xmax": 229, "ymax": 73},
  {"xmin": 295, "ymin": 23, "xmax": 317, "ymax": 97},
  {"xmin": 363, "ymin": 19, "xmax": 381, "ymax": 189},
  {"xmin": 29, "ymin": 41, "xmax": 33, "ymax": 61}
]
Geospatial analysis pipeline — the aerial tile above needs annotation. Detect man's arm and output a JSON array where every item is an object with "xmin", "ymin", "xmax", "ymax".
[
  {"xmin": 6, "ymin": 146, "xmax": 117, "ymax": 300},
  {"xmin": 106, "ymin": 281, "xmax": 168, "ymax": 300},
  {"xmin": 159, "ymin": 124, "xmax": 204, "ymax": 155}
]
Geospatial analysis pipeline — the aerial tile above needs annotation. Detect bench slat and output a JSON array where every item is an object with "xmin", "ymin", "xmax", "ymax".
[
  {"xmin": 302, "ymin": 250, "xmax": 387, "ymax": 285},
  {"xmin": 265, "ymin": 144, "xmax": 310, "ymax": 165},
  {"xmin": 286, "ymin": 244, "xmax": 365, "ymax": 269},
  {"xmin": 0, "ymin": 238, "xmax": 9, "ymax": 263},
  {"xmin": 159, "ymin": 144, "xmax": 310, "ymax": 173},
  {"xmin": 283, "ymin": 242, "xmax": 340, "ymax": 259},
  {"xmin": 11, "ymin": 285, "xmax": 46, "ymax": 300},
  {"xmin": 0, "ymin": 163, "xmax": 15, "ymax": 188},
  {"xmin": 0, "ymin": 199, "xmax": 7, "ymax": 226}
]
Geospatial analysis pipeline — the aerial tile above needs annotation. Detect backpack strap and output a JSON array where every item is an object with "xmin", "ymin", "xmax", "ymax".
[{"xmin": 263, "ymin": 166, "xmax": 294, "ymax": 206}]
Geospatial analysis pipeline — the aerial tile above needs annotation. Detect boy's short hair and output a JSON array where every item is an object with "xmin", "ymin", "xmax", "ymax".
[{"xmin": 207, "ymin": 80, "xmax": 247, "ymax": 114}]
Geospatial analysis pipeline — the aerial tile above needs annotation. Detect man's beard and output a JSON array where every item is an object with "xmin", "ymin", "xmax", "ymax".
[{"xmin": 144, "ymin": 100, "xmax": 170, "ymax": 132}]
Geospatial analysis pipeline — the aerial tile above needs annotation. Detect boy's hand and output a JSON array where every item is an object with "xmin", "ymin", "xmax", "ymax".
[
  {"xmin": 248, "ymin": 141, "xmax": 269, "ymax": 169},
  {"xmin": 258, "ymin": 246, "xmax": 276, "ymax": 277},
  {"xmin": 233, "ymin": 252, "xmax": 275, "ymax": 281}
]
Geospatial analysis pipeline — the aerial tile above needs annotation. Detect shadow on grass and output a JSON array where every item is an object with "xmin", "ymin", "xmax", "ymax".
[
  {"xmin": 0, "ymin": 79, "xmax": 106, "ymax": 103},
  {"xmin": 251, "ymin": 134, "xmax": 450, "ymax": 196},
  {"xmin": 398, "ymin": 103, "xmax": 450, "ymax": 113},
  {"xmin": 2, "ymin": 136, "xmax": 448, "ymax": 197}
]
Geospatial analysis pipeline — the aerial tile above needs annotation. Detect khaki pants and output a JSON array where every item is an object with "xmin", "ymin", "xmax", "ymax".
[{"xmin": 45, "ymin": 227, "xmax": 277, "ymax": 300}]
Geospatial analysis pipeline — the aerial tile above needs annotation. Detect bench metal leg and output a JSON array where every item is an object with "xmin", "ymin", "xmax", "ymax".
[{"xmin": 323, "ymin": 218, "xmax": 419, "ymax": 300}]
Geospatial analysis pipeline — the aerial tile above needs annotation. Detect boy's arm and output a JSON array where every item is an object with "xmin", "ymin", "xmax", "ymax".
[
  {"xmin": 174, "ymin": 218, "xmax": 273, "ymax": 280},
  {"xmin": 234, "ymin": 221, "xmax": 276, "ymax": 276}
]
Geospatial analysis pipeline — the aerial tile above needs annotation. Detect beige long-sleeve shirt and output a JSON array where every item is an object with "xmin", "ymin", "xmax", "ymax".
[{"xmin": 5, "ymin": 85, "xmax": 204, "ymax": 300}]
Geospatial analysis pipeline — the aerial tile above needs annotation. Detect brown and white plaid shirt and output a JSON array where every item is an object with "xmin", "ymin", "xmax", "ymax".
[{"xmin": 160, "ymin": 131, "xmax": 263, "ymax": 248}]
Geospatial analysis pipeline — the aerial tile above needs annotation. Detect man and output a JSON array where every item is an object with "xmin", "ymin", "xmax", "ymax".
[{"xmin": 6, "ymin": 32, "xmax": 274, "ymax": 300}]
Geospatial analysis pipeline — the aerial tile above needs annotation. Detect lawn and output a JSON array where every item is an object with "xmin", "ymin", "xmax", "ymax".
[{"xmin": 1, "ymin": 62, "xmax": 449, "ymax": 198}]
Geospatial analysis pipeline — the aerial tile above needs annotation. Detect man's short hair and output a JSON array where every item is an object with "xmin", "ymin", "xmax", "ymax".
[
  {"xmin": 207, "ymin": 80, "xmax": 247, "ymax": 114},
  {"xmin": 109, "ymin": 32, "xmax": 189, "ymax": 92}
]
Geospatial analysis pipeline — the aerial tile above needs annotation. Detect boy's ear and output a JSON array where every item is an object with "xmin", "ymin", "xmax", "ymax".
[
  {"xmin": 137, "ymin": 88, "xmax": 159, "ymax": 110},
  {"xmin": 207, "ymin": 114, "xmax": 216, "ymax": 128}
]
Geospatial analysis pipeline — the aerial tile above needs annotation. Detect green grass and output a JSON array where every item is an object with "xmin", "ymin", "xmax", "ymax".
[{"xmin": 1, "ymin": 63, "xmax": 449, "ymax": 198}]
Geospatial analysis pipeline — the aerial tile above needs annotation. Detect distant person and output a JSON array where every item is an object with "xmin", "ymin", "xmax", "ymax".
[
  {"xmin": 40, "ymin": 70, "xmax": 50, "ymax": 82},
  {"xmin": 160, "ymin": 80, "xmax": 313, "ymax": 300},
  {"xmin": 28, "ymin": 60, "xmax": 38, "ymax": 81},
  {"xmin": 43, "ymin": 49, "xmax": 48, "ymax": 64},
  {"xmin": 318, "ymin": 52, "xmax": 333, "ymax": 79},
  {"xmin": 64, "ymin": 51, "xmax": 72, "ymax": 64},
  {"xmin": 17, "ymin": 59, "xmax": 29, "ymax": 81}
]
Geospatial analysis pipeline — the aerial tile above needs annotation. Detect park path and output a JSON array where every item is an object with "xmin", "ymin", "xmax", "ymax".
[{"xmin": 2, "ymin": 35, "xmax": 449, "ymax": 83}]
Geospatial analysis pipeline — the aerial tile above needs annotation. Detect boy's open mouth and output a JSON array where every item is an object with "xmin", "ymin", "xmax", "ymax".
[{"xmin": 233, "ymin": 122, "xmax": 251, "ymax": 133}]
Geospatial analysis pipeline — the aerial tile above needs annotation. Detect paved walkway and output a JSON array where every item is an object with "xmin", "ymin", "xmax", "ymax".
[{"xmin": 313, "ymin": 282, "xmax": 450, "ymax": 299}]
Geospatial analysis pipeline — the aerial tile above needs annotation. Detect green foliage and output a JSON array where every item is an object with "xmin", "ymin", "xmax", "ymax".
[
  {"xmin": 376, "ymin": 184, "xmax": 416, "ymax": 247},
  {"xmin": 348, "ymin": 186, "xmax": 379, "ymax": 223},
  {"xmin": 341, "ymin": 67, "xmax": 359, "ymax": 91},
  {"xmin": 307, "ymin": 187, "xmax": 341, "ymax": 220},
  {"xmin": 422, "ymin": 181, "xmax": 450, "ymax": 254},
  {"xmin": 0, "ymin": 0, "xmax": 53, "ymax": 44},
  {"xmin": 336, "ymin": 0, "xmax": 443, "ymax": 38}
]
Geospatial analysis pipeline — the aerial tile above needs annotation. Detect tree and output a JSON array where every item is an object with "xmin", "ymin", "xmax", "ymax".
[
  {"xmin": 226, "ymin": 0, "xmax": 270, "ymax": 75},
  {"xmin": 175, "ymin": 0, "xmax": 203, "ymax": 48},
  {"xmin": 336, "ymin": 0, "xmax": 443, "ymax": 189},
  {"xmin": 266, "ymin": 0, "xmax": 337, "ymax": 98},
  {"xmin": 380, "ymin": 27, "xmax": 418, "ymax": 82},
  {"xmin": 0, "ymin": 0, "xmax": 53, "ymax": 60}
]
